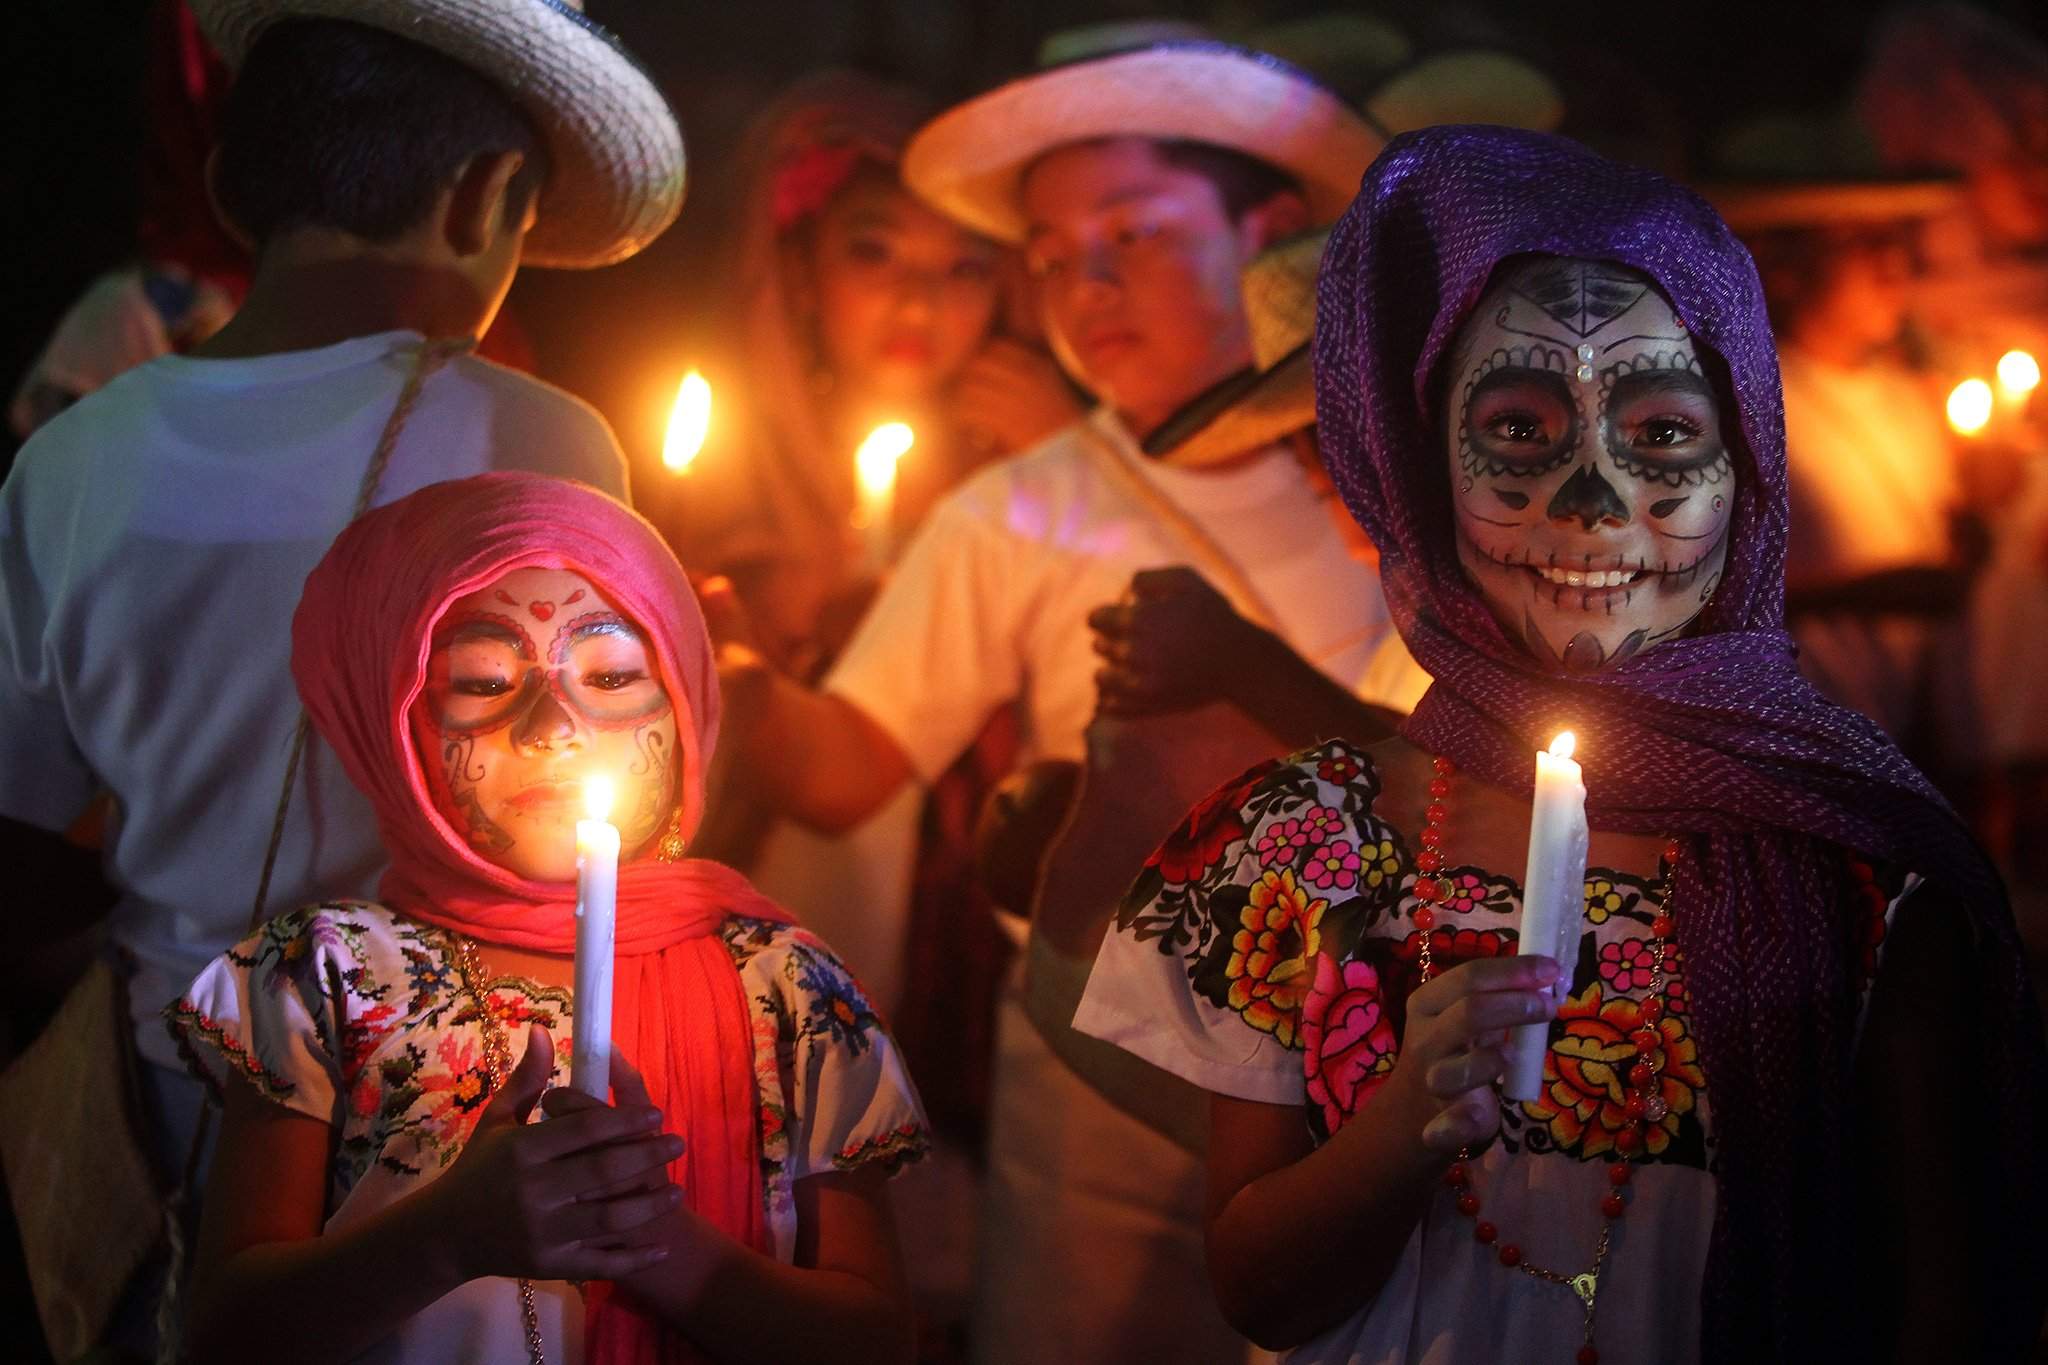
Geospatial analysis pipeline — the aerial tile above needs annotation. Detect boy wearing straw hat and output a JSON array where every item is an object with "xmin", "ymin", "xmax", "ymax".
[
  {"xmin": 723, "ymin": 41, "xmax": 1402, "ymax": 1363},
  {"xmin": 0, "ymin": 6, "xmax": 681, "ymax": 1353}
]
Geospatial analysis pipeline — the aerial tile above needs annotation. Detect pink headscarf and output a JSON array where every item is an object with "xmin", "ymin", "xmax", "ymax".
[{"xmin": 292, "ymin": 471, "xmax": 793, "ymax": 1364}]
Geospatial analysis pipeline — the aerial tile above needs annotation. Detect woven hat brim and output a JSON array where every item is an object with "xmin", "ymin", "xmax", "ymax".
[
  {"xmin": 902, "ymin": 46, "xmax": 1383, "ymax": 244},
  {"xmin": 190, "ymin": 0, "xmax": 685, "ymax": 268},
  {"xmin": 1701, "ymin": 179, "xmax": 1962, "ymax": 231},
  {"xmin": 1153, "ymin": 349, "xmax": 1314, "ymax": 468}
]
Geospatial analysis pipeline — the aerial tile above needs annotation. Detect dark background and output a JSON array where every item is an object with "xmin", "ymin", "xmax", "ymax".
[{"xmin": 8, "ymin": 0, "xmax": 2046, "ymax": 485}]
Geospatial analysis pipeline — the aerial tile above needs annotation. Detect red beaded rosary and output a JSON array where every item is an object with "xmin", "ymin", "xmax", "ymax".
[{"xmin": 1412, "ymin": 754, "xmax": 1682, "ymax": 1365}]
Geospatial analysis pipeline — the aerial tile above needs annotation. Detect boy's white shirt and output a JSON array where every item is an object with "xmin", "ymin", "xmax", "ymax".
[
  {"xmin": 0, "ymin": 329, "xmax": 630, "ymax": 1069},
  {"xmin": 826, "ymin": 405, "xmax": 1409, "ymax": 784}
]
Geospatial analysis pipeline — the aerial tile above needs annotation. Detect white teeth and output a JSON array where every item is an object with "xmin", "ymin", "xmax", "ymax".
[{"xmin": 1534, "ymin": 566, "xmax": 1641, "ymax": 589}]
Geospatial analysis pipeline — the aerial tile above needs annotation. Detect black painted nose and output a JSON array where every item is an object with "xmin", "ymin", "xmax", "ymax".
[{"xmin": 1546, "ymin": 464, "xmax": 1630, "ymax": 530}]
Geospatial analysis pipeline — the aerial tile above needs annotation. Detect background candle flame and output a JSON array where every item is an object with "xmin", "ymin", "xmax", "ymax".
[
  {"xmin": 583, "ymin": 777, "xmax": 615, "ymax": 822},
  {"xmin": 1997, "ymin": 349, "xmax": 2040, "ymax": 398},
  {"xmin": 856, "ymin": 421, "xmax": 914, "ymax": 496},
  {"xmin": 1550, "ymin": 731, "xmax": 1576, "ymax": 761},
  {"xmin": 1946, "ymin": 377, "xmax": 1994, "ymax": 436},
  {"xmin": 662, "ymin": 370, "xmax": 712, "ymax": 472}
]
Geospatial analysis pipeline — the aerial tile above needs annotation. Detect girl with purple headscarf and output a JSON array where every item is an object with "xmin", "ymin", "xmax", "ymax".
[{"xmin": 1072, "ymin": 126, "xmax": 2046, "ymax": 1364}]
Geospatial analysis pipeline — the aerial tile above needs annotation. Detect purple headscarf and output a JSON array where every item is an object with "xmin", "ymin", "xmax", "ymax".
[{"xmin": 1315, "ymin": 126, "xmax": 2044, "ymax": 1359}]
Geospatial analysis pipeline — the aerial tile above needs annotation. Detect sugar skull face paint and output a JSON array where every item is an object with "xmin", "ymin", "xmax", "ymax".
[
  {"xmin": 1445, "ymin": 257, "xmax": 1735, "ymax": 673},
  {"xmin": 411, "ymin": 567, "xmax": 680, "ymax": 882}
]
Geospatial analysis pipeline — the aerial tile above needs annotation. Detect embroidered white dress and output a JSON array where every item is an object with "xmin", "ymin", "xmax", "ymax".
[
  {"xmin": 169, "ymin": 903, "xmax": 928, "ymax": 1365},
  {"xmin": 1075, "ymin": 740, "xmax": 1908, "ymax": 1365}
]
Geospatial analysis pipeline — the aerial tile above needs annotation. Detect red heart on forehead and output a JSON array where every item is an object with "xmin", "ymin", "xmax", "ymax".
[{"xmin": 529, "ymin": 601, "xmax": 555, "ymax": 621}]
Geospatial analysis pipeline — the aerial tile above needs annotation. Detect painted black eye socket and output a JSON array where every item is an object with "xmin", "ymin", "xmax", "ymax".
[
  {"xmin": 1636, "ymin": 416, "xmax": 1703, "ymax": 448},
  {"xmin": 1461, "ymin": 366, "xmax": 1579, "ymax": 479}
]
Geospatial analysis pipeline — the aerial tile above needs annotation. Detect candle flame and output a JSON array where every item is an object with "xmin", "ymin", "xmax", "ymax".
[
  {"xmin": 1946, "ymin": 378, "xmax": 1994, "ymax": 436},
  {"xmin": 662, "ymin": 371, "xmax": 712, "ymax": 472},
  {"xmin": 856, "ymin": 421, "xmax": 914, "ymax": 496},
  {"xmin": 1549, "ymin": 731, "xmax": 1576, "ymax": 761},
  {"xmin": 1997, "ymin": 349, "xmax": 2041, "ymax": 398},
  {"xmin": 583, "ymin": 777, "xmax": 615, "ymax": 822}
]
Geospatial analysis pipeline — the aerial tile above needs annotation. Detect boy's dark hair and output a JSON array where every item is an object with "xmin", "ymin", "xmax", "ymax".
[
  {"xmin": 215, "ymin": 18, "xmax": 550, "ymax": 249},
  {"xmin": 1154, "ymin": 140, "xmax": 1303, "ymax": 221}
]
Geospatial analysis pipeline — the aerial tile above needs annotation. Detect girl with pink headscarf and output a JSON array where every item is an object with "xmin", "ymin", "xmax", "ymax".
[{"xmin": 167, "ymin": 473, "xmax": 926, "ymax": 1364}]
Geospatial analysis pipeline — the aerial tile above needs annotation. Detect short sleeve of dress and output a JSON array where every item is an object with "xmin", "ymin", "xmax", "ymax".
[
  {"xmin": 1075, "ymin": 739, "xmax": 1403, "ymax": 1107},
  {"xmin": 732, "ymin": 921, "xmax": 931, "ymax": 1182},
  {"xmin": 163, "ymin": 903, "xmax": 368, "ymax": 1126}
]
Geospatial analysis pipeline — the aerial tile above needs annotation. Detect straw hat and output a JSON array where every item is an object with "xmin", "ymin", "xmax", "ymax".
[
  {"xmin": 902, "ymin": 42, "xmax": 1382, "ymax": 245},
  {"xmin": 1701, "ymin": 110, "xmax": 1963, "ymax": 231},
  {"xmin": 188, "ymin": 0, "xmax": 685, "ymax": 268},
  {"xmin": 1143, "ymin": 230, "xmax": 1324, "ymax": 467}
]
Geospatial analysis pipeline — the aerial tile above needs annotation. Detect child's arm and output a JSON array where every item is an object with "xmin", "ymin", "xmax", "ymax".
[
  {"xmin": 185, "ymin": 1025, "xmax": 682, "ymax": 1365},
  {"xmin": 1202, "ymin": 954, "xmax": 1563, "ymax": 1351},
  {"xmin": 608, "ymin": 1164, "xmax": 913, "ymax": 1365}
]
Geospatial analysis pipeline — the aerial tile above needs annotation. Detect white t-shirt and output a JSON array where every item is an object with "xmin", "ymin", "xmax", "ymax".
[
  {"xmin": 826, "ymin": 409, "xmax": 1406, "ymax": 783},
  {"xmin": 0, "ymin": 330, "xmax": 629, "ymax": 1069}
]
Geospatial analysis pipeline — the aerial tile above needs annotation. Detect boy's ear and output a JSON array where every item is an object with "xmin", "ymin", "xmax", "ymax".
[
  {"xmin": 1239, "ymin": 189, "xmax": 1312, "ymax": 255},
  {"xmin": 444, "ymin": 150, "xmax": 530, "ymax": 258},
  {"xmin": 203, "ymin": 147, "xmax": 257, "ymax": 254}
]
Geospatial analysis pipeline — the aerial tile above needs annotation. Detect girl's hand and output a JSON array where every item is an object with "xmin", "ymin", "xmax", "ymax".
[
  {"xmin": 427, "ymin": 1025, "xmax": 682, "ymax": 1282},
  {"xmin": 1381, "ymin": 956, "xmax": 1561, "ymax": 1154},
  {"xmin": 953, "ymin": 337, "xmax": 1083, "ymax": 456}
]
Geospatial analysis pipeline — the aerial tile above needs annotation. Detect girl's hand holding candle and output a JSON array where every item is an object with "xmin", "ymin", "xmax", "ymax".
[
  {"xmin": 1503, "ymin": 732, "xmax": 1588, "ymax": 1103},
  {"xmin": 572, "ymin": 776, "xmax": 620, "ymax": 1101}
]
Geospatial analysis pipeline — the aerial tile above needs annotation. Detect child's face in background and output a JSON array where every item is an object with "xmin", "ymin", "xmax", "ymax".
[
  {"xmin": 800, "ymin": 167, "xmax": 1005, "ymax": 411},
  {"xmin": 411, "ymin": 568, "xmax": 681, "ymax": 882},
  {"xmin": 1018, "ymin": 137, "xmax": 1268, "ymax": 438}
]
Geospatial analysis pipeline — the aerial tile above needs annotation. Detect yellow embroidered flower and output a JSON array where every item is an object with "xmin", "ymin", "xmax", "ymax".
[
  {"xmin": 1361, "ymin": 837, "xmax": 1403, "ymax": 890},
  {"xmin": 1584, "ymin": 877, "xmax": 1627, "ymax": 925},
  {"xmin": 1225, "ymin": 868, "xmax": 1327, "ymax": 1047}
]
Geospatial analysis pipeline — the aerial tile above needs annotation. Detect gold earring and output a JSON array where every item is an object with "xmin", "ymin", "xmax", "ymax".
[{"xmin": 656, "ymin": 806, "xmax": 687, "ymax": 863}]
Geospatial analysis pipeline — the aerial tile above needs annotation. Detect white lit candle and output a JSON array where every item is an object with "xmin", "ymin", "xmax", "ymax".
[
  {"xmin": 662, "ymin": 370, "xmax": 712, "ymax": 474},
  {"xmin": 1947, "ymin": 377, "xmax": 1994, "ymax": 438},
  {"xmin": 1996, "ymin": 349, "xmax": 2040, "ymax": 415},
  {"xmin": 853, "ymin": 421, "xmax": 913, "ymax": 573},
  {"xmin": 571, "ymin": 777, "xmax": 620, "ymax": 1100},
  {"xmin": 1503, "ymin": 732, "xmax": 1589, "ymax": 1103}
]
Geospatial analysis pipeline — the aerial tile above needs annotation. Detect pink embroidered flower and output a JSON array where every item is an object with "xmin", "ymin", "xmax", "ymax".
[
  {"xmin": 1439, "ymin": 872, "xmax": 1489, "ymax": 914},
  {"xmin": 1302, "ymin": 840, "xmax": 1363, "ymax": 890},
  {"xmin": 1597, "ymin": 937, "xmax": 1658, "ymax": 992},
  {"xmin": 1300, "ymin": 805, "xmax": 1344, "ymax": 846},
  {"xmin": 1254, "ymin": 818, "xmax": 1313, "ymax": 867},
  {"xmin": 1301, "ymin": 954, "xmax": 1398, "ymax": 1134}
]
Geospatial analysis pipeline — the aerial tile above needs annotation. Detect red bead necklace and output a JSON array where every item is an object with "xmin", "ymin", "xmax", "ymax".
[{"xmin": 1412, "ymin": 754, "xmax": 1682, "ymax": 1365}]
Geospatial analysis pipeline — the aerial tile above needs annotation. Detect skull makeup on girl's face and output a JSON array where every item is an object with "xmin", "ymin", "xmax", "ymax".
[
  {"xmin": 409, "ymin": 567, "xmax": 680, "ymax": 883},
  {"xmin": 1445, "ymin": 257, "xmax": 1735, "ymax": 674}
]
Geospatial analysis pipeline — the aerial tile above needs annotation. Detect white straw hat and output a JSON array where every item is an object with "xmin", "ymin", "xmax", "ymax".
[
  {"xmin": 902, "ymin": 42, "xmax": 1383, "ymax": 245},
  {"xmin": 188, "ymin": 0, "xmax": 685, "ymax": 268}
]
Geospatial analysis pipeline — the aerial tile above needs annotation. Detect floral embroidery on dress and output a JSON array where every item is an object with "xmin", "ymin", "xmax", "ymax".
[
  {"xmin": 834, "ymin": 1123, "xmax": 925, "ymax": 1172},
  {"xmin": 1516, "ymin": 982, "xmax": 1707, "ymax": 1162},
  {"xmin": 169, "ymin": 904, "xmax": 929, "ymax": 1240},
  {"xmin": 1301, "ymin": 954, "xmax": 1398, "ymax": 1133},
  {"xmin": 1219, "ymin": 868, "xmax": 1326, "ymax": 1047}
]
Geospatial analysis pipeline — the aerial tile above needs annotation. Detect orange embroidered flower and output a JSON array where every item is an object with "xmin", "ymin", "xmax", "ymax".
[
  {"xmin": 1225, "ymin": 868, "xmax": 1327, "ymax": 1047},
  {"xmin": 1522, "ymin": 982, "xmax": 1704, "ymax": 1159}
]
